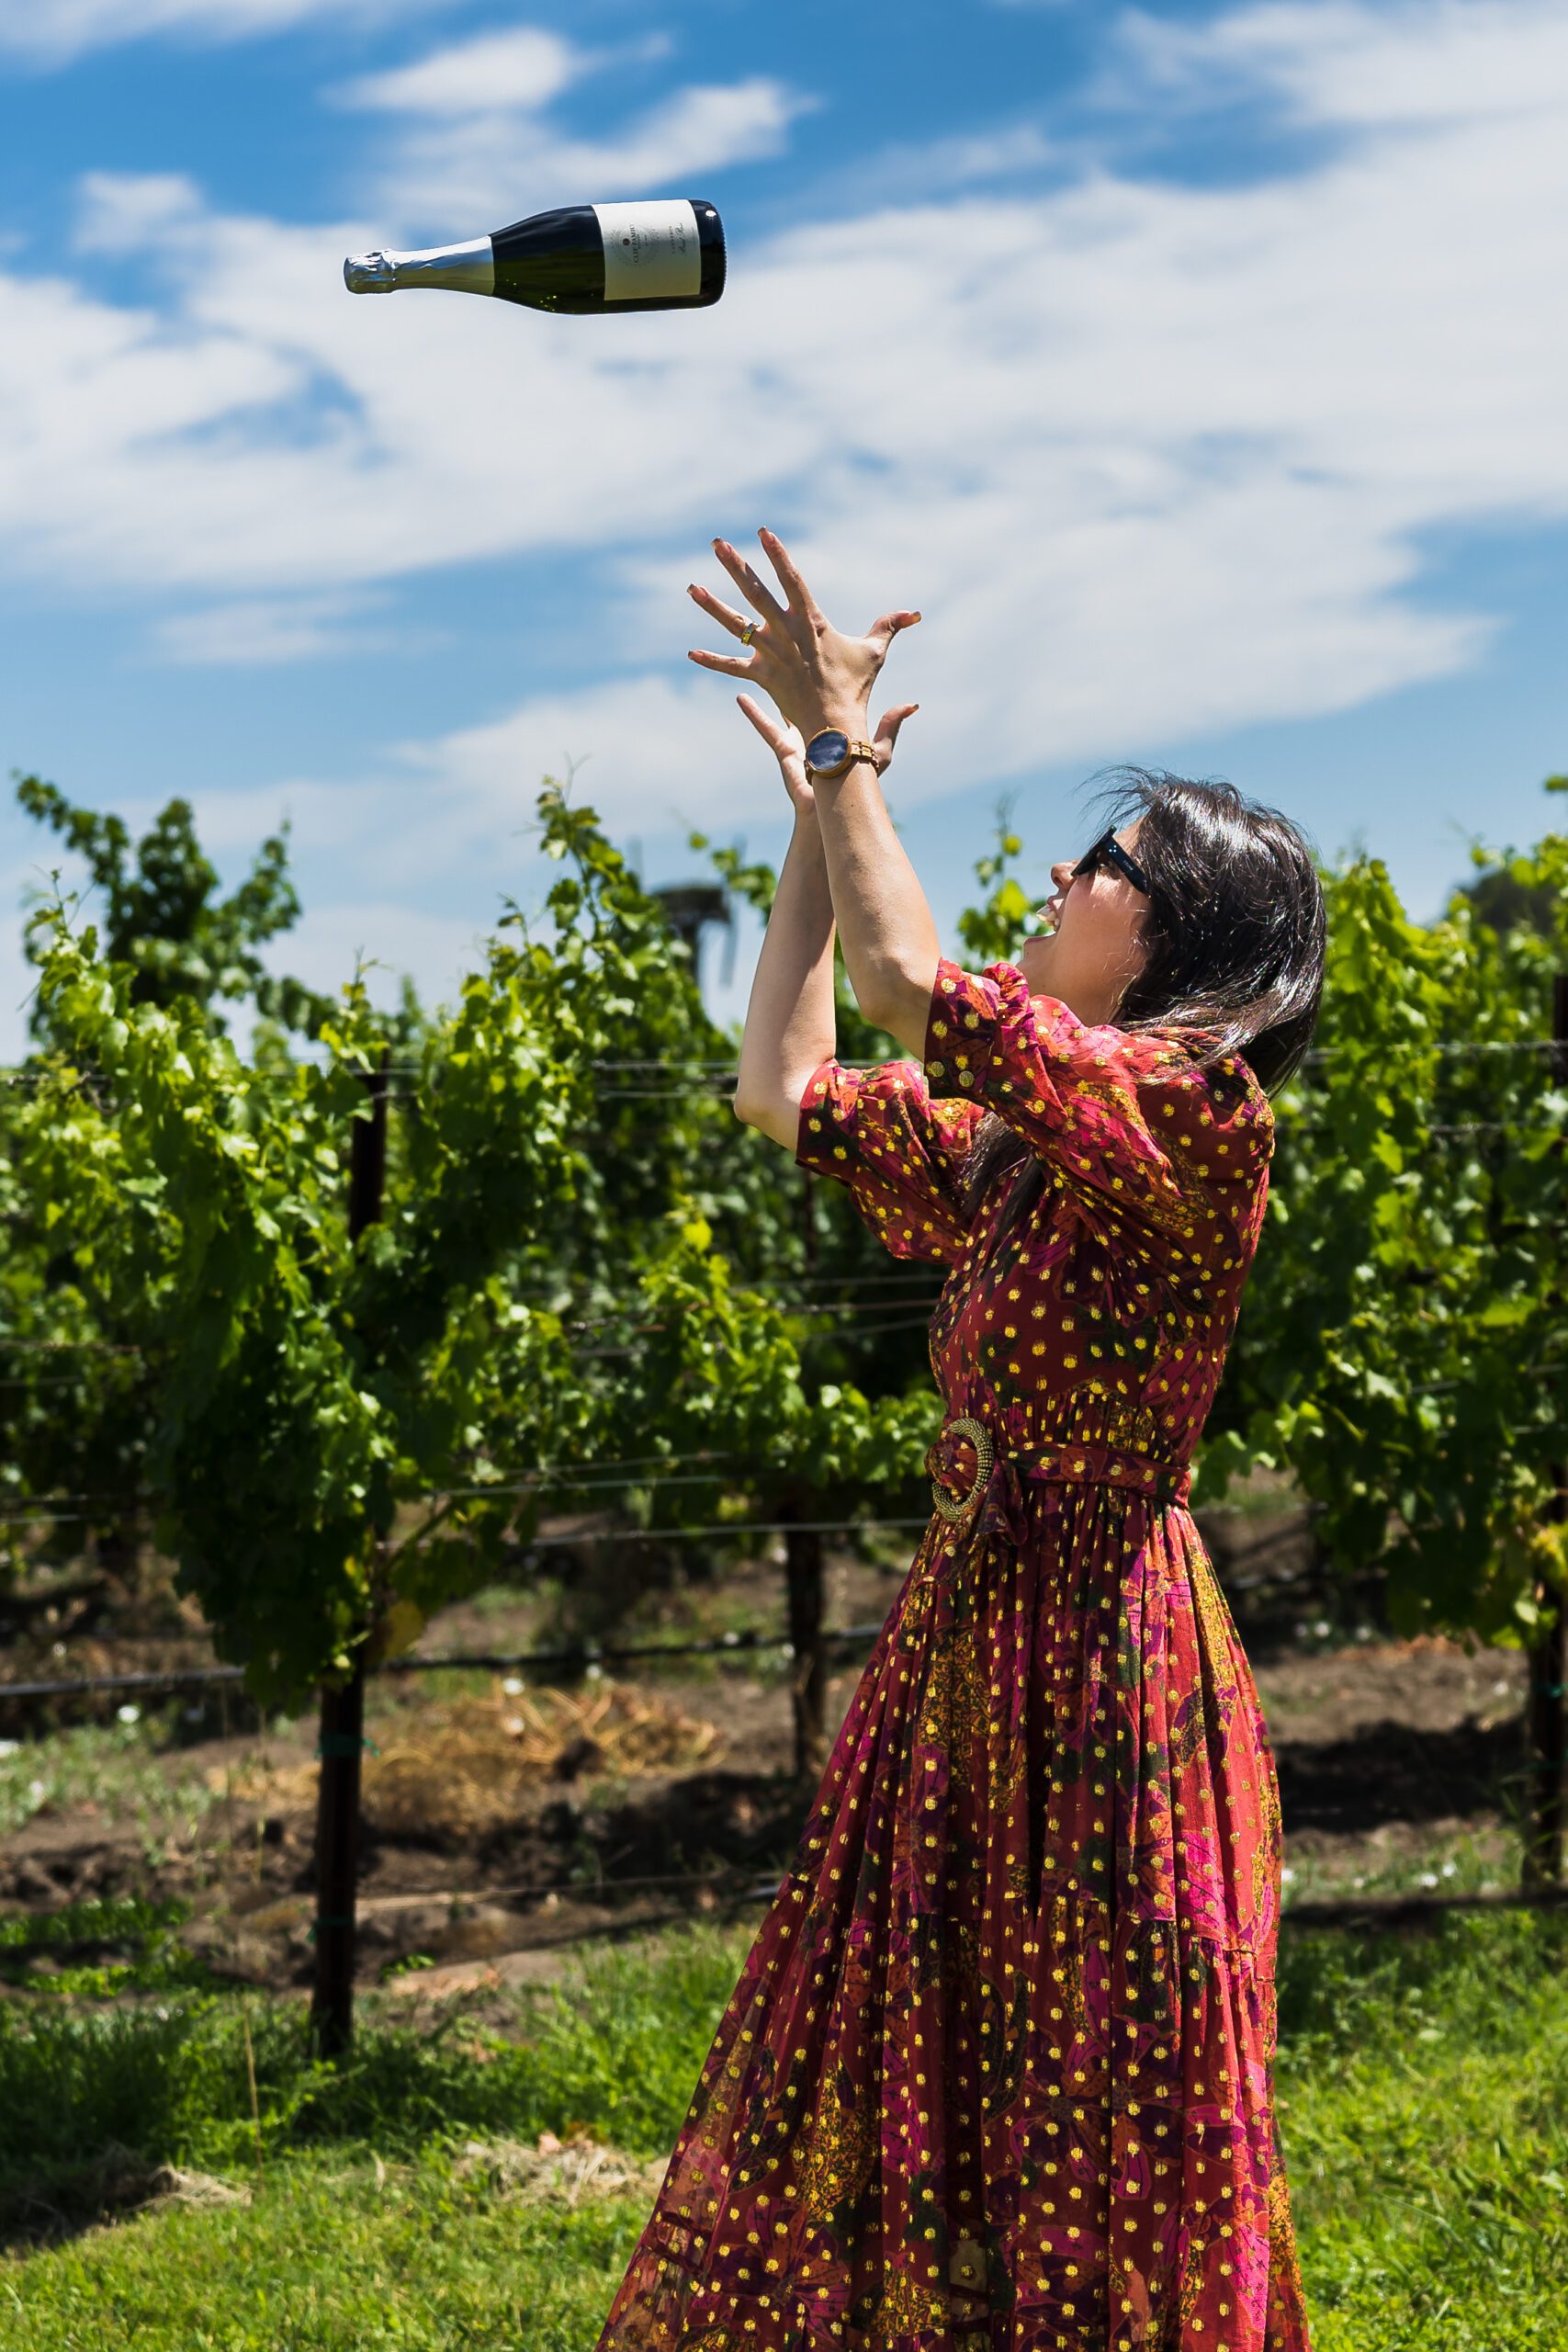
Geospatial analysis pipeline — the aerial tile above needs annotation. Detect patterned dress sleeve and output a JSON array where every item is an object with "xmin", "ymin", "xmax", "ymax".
[
  {"xmin": 795, "ymin": 1056, "xmax": 985, "ymax": 1266},
  {"xmin": 921, "ymin": 955, "xmax": 1273, "ymax": 1251}
]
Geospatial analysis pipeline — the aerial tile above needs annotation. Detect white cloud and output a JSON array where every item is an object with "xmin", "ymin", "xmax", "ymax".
[
  {"xmin": 0, "ymin": 0, "xmax": 438, "ymax": 66},
  {"xmin": 262, "ymin": 898, "xmax": 491, "ymax": 1017},
  {"xmin": 818, "ymin": 119, "xmax": 1056, "ymax": 212},
  {"xmin": 322, "ymin": 21, "xmax": 805, "ymax": 232},
  {"xmin": 366, "ymin": 456, "xmax": 1482, "ymax": 861},
  {"xmin": 335, "ymin": 26, "xmax": 583, "ymax": 119},
  {"xmin": 398, "ymin": 672, "xmax": 785, "ymax": 854},
  {"xmin": 1116, "ymin": 0, "xmax": 1568, "ymax": 129},
  {"xmin": 1, "ymin": 0, "xmax": 1566, "ymax": 880},
  {"xmin": 152, "ymin": 592, "xmax": 384, "ymax": 663},
  {"xmin": 173, "ymin": 680, "xmax": 779, "ymax": 906},
  {"xmin": 73, "ymin": 170, "xmax": 205, "ymax": 252},
  {"xmin": 367, "ymin": 73, "xmax": 808, "ymax": 232}
]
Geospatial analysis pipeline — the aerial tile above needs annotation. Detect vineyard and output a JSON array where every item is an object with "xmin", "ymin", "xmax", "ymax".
[{"xmin": 0, "ymin": 766, "xmax": 1565, "ymax": 2345}]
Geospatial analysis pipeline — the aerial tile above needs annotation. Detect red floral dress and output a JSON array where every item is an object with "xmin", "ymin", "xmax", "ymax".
[{"xmin": 598, "ymin": 956, "xmax": 1312, "ymax": 2352}]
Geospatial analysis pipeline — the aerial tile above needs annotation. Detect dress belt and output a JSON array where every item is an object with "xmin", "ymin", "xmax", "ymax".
[{"xmin": 924, "ymin": 1412, "xmax": 1191, "ymax": 1529}]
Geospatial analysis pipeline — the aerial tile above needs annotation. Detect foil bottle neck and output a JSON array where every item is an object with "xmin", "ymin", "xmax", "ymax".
[{"xmin": 344, "ymin": 238, "xmax": 496, "ymax": 295}]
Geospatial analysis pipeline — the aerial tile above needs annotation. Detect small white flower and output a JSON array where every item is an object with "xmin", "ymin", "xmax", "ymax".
[
  {"xmin": 584, "ymin": 1663, "xmax": 604, "ymax": 1681},
  {"xmin": 1441, "ymin": 1860, "xmax": 1458, "ymax": 1878},
  {"xmin": 1416, "ymin": 1871, "xmax": 1438, "ymax": 1889},
  {"xmin": 117, "ymin": 1702, "xmax": 141, "ymax": 1724},
  {"xmin": 1280, "ymin": 1866, "xmax": 1297, "ymax": 1884},
  {"xmin": 1312, "ymin": 1619, "xmax": 1331, "ymax": 1639},
  {"xmin": 28, "ymin": 1779, "xmax": 47, "ymax": 1804},
  {"xmin": 501, "ymin": 1676, "xmax": 525, "ymax": 1696},
  {"xmin": 0, "ymin": 1739, "xmax": 19, "ymax": 1758}
]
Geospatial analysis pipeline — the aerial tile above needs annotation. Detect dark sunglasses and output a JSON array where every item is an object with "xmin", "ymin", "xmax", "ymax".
[{"xmin": 1071, "ymin": 827, "xmax": 1154, "ymax": 896}]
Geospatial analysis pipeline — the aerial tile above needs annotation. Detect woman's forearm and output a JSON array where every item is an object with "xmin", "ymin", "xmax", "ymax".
[
  {"xmin": 684, "ymin": 526, "xmax": 938, "ymax": 1075},
  {"xmin": 811, "ymin": 761, "xmax": 941, "ymax": 1058},
  {"xmin": 732, "ymin": 808, "xmax": 839, "ymax": 1148}
]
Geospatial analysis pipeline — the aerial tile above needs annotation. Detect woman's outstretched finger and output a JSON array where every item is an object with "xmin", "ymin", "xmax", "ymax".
[
  {"xmin": 687, "ymin": 646, "xmax": 755, "ymax": 679},
  {"xmin": 688, "ymin": 582, "xmax": 755, "ymax": 641},
  {"xmin": 758, "ymin": 528, "xmax": 823, "ymax": 621},
  {"xmin": 737, "ymin": 693, "xmax": 792, "ymax": 754},
  {"xmin": 873, "ymin": 701, "xmax": 919, "ymax": 769},
  {"xmin": 713, "ymin": 538, "xmax": 785, "ymax": 626},
  {"xmin": 867, "ymin": 608, "xmax": 921, "ymax": 650}
]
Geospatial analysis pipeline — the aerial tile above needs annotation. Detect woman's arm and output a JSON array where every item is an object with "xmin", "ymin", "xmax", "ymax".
[
  {"xmin": 732, "ymin": 798, "xmax": 838, "ymax": 1149},
  {"xmin": 808, "ymin": 762, "xmax": 939, "ymax": 1060},
  {"xmin": 689, "ymin": 529, "xmax": 931, "ymax": 1061}
]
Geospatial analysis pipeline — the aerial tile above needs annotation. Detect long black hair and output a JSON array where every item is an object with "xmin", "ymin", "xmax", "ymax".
[{"xmin": 963, "ymin": 767, "xmax": 1325, "ymax": 1235}]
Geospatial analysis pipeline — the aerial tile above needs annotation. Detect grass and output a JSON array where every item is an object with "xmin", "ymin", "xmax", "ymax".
[
  {"xmin": 1280, "ymin": 1818, "xmax": 1522, "ymax": 1909},
  {"xmin": 0, "ymin": 1910, "xmax": 1562, "ymax": 2347},
  {"xmin": 0, "ymin": 1706, "xmax": 224, "ymax": 1855},
  {"xmin": 0, "ymin": 1894, "xmax": 210, "ymax": 2001},
  {"xmin": 0, "ymin": 1929, "xmax": 748, "ymax": 2202},
  {"xmin": 0, "ymin": 2154, "xmax": 640, "ymax": 2351},
  {"xmin": 1276, "ymin": 1907, "xmax": 1568, "ymax": 2348}
]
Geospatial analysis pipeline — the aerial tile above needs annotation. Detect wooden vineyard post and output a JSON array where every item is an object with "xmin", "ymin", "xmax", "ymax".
[
  {"xmin": 781, "ymin": 1496, "xmax": 828, "ymax": 1788},
  {"xmin": 1522, "ymin": 973, "xmax": 1568, "ymax": 1893},
  {"xmin": 310, "ymin": 1057, "xmax": 389, "ymax": 2058},
  {"xmin": 310, "ymin": 1661, "xmax": 367, "ymax": 2057}
]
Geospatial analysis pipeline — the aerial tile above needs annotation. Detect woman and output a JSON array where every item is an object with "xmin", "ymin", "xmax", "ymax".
[{"xmin": 598, "ymin": 530, "xmax": 1324, "ymax": 2352}]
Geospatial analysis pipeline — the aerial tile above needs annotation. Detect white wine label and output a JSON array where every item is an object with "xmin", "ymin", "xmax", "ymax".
[{"xmin": 593, "ymin": 199, "xmax": 702, "ymax": 303}]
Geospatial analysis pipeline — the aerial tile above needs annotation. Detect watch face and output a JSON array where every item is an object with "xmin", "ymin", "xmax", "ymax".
[{"xmin": 806, "ymin": 729, "xmax": 850, "ymax": 772}]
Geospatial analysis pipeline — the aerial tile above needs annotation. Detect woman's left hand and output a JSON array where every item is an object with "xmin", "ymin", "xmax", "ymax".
[{"xmin": 686, "ymin": 526, "xmax": 920, "ymax": 756}]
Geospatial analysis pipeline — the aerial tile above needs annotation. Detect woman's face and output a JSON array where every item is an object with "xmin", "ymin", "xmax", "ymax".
[{"xmin": 1013, "ymin": 819, "xmax": 1153, "ymax": 1025}]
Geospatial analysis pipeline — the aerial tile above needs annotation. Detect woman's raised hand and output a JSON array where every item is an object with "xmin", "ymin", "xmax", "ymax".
[
  {"xmin": 734, "ymin": 698, "xmax": 815, "ymax": 820},
  {"xmin": 686, "ymin": 527, "xmax": 919, "ymax": 787}
]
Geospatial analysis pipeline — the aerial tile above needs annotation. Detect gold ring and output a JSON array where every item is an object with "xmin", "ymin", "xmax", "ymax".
[{"xmin": 739, "ymin": 620, "xmax": 758, "ymax": 647}]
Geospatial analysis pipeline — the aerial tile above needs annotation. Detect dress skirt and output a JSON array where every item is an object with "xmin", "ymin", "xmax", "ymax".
[{"xmin": 595, "ymin": 1462, "xmax": 1312, "ymax": 2350}]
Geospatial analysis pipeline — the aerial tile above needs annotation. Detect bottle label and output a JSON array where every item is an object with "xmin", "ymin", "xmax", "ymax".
[{"xmin": 593, "ymin": 200, "xmax": 702, "ymax": 303}]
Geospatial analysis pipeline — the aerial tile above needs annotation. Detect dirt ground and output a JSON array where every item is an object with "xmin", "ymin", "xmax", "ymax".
[{"xmin": 0, "ymin": 1496, "xmax": 1534, "ymax": 1998}]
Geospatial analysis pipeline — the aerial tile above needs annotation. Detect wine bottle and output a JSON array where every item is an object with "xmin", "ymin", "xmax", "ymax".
[{"xmin": 344, "ymin": 198, "xmax": 724, "ymax": 313}]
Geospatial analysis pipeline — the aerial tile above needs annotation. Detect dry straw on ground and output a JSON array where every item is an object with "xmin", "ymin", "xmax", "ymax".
[
  {"xmin": 214, "ymin": 1680, "xmax": 720, "ymax": 1839},
  {"xmin": 455, "ymin": 2135, "xmax": 665, "ymax": 2208}
]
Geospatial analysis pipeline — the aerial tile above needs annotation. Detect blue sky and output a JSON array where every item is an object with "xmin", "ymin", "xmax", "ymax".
[{"xmin": 1, "ymin": 0, "xmax": 1565, "ymax": 1046}]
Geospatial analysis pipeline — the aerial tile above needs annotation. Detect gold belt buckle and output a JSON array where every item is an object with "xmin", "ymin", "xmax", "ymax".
[{"xmin": 929, "ymin": 1414, "xmax": 995, "ymax": 1524}]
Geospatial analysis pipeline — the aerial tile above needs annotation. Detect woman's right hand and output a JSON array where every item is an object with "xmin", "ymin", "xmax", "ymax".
[{"xmin": 737, "ymin": 695, "xmax": 815, "ymax": 820}]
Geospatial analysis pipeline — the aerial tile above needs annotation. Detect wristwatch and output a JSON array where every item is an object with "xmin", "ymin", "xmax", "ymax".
[{"xmin": 803, "ymin": 728, "xmax": 878, "ymax": 779}]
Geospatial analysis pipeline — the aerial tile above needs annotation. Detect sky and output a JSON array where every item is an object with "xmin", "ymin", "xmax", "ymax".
[{"xmin": 0, "ymin": 0, "xmax": 1565, "ymax": 1047}]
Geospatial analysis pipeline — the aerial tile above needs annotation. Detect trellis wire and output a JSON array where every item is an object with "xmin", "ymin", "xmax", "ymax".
[
  {"xmin": 471, "ymin": 1876, "xmax": 1568, "ymax": 1946},
  {"xmin": 0, "ymin": 1620, "xmax": 891, "ymax": 1706},
  {"xmin": 2, "ymin": 1369, "xmax": 1562, "ymax": 1529},
  {"xmin": 0, "ymin": 1268, "xmax": 943, "ymax": 1360},
  {"xmin": 3, "ymin": 1033, "xmax": 1562, "ymax": 1092}
]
